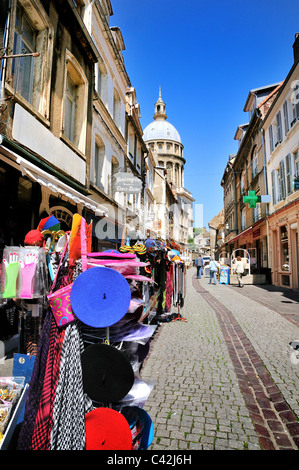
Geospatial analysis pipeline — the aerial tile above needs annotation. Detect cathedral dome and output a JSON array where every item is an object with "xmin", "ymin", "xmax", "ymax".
[{"xmin": 143, "ymin": 120, "xmax": 181, "ymax": 143}]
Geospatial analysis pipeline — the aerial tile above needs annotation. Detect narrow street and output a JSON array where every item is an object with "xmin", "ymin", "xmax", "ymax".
[{"xmin": 140, "ymin": 266, "xmax": 299, "ymax": 451}]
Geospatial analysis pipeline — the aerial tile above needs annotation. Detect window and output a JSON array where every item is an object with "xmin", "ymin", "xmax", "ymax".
[
  {"xmin": 113, "ymin": 88, "xmax": 121, "ymax": 128},
  {"xmin": 240, "ymin": 172, "xmax": 245, "ymax": 195},
  {"xmin": 283, "ymin": 101, "xmax": 289, "ymax": 135},
  {"xmin": 271, "ymin": 169, "xmax": 277, "ymax": 205},
  {"xmin": 128, "ymin": 131, "xmax": 134, "ymax": 159},
  {"xmin": 294, "ymin": 150, "xmax": 299, "ymax": 178},
  {"xmin": 241, "ymin": 208, "xmax": 246, "ymax": 231},
  {"xmin": 64, "ymin": 75, "xmax": 76, "ymax": 143},
  {"xmin": 11, "ymin": 1, "xmax": 53, "ymax": 116},
  {"xmin": 285, "ymin": 153, "xmax": 292, "ymax": 195},
  {"xmin": 12, "ymin": 5, "xmax": 36, "ymax": 103},
  {"xmin": 94, "ymin": 139, "xmax": 105, "ymax": 190},
  {"xmin": 291, "ymin": 80, "xmax": 299, "ymax": 126},
  {"xmin": 95, "ymin": 61, "xmax": 107, "ymax": 104},
  {"xmin": 269, "ymin": 125, "xmax": 274, "ymax": 153},
  {"xmin": 277, "ymin": 160, "xmax": 286, "ymax": 201},
  {"xmin": 63, "ymin": 50, "xmax": 88, "ymax": 152},
  {"xmin": 252, "ymin": 150, "xmax": 258, "ymax": 178},
  {"xmin": 276, "ymin": 111, "xmax": 282, "ymax": 144},
  {"xmin": 253, "ymin": 203, "xmax": 261, "ymax": 223},
  {"xmin": 280, "ymin": 226, "xmax": 289, "ymax": 272}
]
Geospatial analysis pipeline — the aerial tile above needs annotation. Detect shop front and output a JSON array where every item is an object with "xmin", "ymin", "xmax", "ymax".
[
  {"xmin": 268, "ymin": 200, "xmax": 299, "ymax": 289},
  {"xmin": 227, "ymin": 218, "xmax": 269, "ymax": 284}
]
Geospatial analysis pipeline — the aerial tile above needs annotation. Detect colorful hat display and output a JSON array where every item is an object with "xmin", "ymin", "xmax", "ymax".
[
  {"xmin": 88, "ymin": 250, "xmax": 136, "ymax": 259},
  {"xmin": 85, "ymin": 407, "xmax": 132, "ymax": 450},
  {"xmin": 24, "ymin": 229, "xmax": 45, "ymax": 247},
  {"xmin": 70, "ymin": 266, "xmax": 131, "ymax": 328},
  {"xmin": 37, "ymin": 215, "xmax": 61, "ymax": 232},
  {"xmin": 81, "ymin": 343, "xmax": 135, "ymax": 404},
  {"xmin": 121, "ymin": 406, "xmax": 154, "ymax": 450}
]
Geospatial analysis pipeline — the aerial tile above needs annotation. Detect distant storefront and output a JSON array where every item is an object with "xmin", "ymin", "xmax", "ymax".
[{"xmin": 268, "ymin": 200, "xmax": 299, "ymax": 290}]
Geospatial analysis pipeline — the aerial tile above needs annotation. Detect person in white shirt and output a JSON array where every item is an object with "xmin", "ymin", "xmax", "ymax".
[
  {"xmin": 209, "ymin": 257, "xmax": 220, "ymax": 285},
  {"xmin": 234, "ymin": 256, "xmax": 245, "ymax": 287}
]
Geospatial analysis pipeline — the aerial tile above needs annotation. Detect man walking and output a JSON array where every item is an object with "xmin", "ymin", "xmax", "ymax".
[{"xmin": 195, "ymin": 254, "xmax": 204, "ymax": 279}]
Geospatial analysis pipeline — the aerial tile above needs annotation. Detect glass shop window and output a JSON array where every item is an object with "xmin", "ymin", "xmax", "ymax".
[{"xmin": 280, "ymin": 226, "xmax": 289, "ymax": 271}]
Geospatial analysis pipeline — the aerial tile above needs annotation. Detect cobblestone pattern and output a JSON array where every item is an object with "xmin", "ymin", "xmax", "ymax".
[
  {"xmin": 195, "ymin": 278, "xmax": 299, "ymax": 450},
  {"xmin": 140, "ymin": 270, "xmax": 261, "ymax": 450},
  {"xmin": 203, "ymin": 279, "xmax": 299, "ymax": 421},
  {"xmin": 140, "ymin": 268, "xmax": 299, "ymax": 450}
]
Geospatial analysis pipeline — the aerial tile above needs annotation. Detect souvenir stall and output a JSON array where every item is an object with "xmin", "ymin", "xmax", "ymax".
[
  {"xmin": 120, "ymin": 239, "xmax": 187, "ymax": 324},
  {"xmin": 0, "ymin": 214, "xmax": 155, "ymax": 450}
]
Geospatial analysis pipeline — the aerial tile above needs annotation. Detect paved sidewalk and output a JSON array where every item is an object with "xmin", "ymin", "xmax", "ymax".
[
  {"xmin": 140, "ymin": 267, "xmax": 299, "ymax": 450},
  {"xmin": 1, "ymin": 267, "xmax": 299, "ymax": 451}
]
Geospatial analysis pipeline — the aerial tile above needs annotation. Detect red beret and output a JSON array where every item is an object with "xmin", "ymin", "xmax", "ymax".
[
  {"xmin": 24, "ymin": 230, "xmax": 45, "ymax": 246},
  {"xmin": 85, "ymin": 408, "xmax": 132, "ymax": 450}
]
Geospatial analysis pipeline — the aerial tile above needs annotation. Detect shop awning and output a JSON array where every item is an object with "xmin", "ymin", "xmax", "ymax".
[
  {"xmin": 4, "ymin": 150, "xmax": 108, "ymax": 217},
  {"xmin": 167, "ymin": 239, "xmax": 181, "ymax": 251},
  {"xmin": 227, "ymin": 226, "xmax": 253, "ymax": 244}
]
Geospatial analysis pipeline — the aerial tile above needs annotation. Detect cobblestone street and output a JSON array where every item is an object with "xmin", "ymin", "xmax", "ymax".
[{"xmin": 140, "ymin": 267, "xmax": 299, "ymax": 451}]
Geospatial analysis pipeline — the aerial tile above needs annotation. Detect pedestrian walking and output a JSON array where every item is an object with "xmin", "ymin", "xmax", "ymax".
[
  {"xmin": 195, "ymin": 254, "xmax": 204, "ymax": 279},
  {"xmin": 209, "ymin": 257, "xmax": 219, "ymax": 284},
  {"xmin": 234, "ymin": 256, "xmax": 244, "ymax": 287}
]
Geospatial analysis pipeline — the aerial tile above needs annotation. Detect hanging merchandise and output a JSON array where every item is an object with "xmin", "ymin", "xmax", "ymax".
[
  {"xmin": 85, "ymin": 408, "xmax": 133, "ymax": 450},
  {"xmin": 121, "ymin": 406, "xmax": 154, "ymax": 450},
  {"xmin": 70, "ymin": 266, "xmax": 131, "ymax": 328},
  {"xmin": 81, "ymin": 343, "xmax": 135, "ymax": 405},
  {"xmin": 0, "ymin": 213, "xmax": 160, "ymax": 451}
]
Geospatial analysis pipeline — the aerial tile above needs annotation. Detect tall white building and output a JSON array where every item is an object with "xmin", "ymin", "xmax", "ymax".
[{"xmin": 143, "ymin": 90, "xmax": 194, "ymax": 250}]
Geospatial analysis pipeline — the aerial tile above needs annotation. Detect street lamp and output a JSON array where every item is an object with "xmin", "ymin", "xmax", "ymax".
[{"xmin": 225, "ymin": 223, "xmax": 235, "ymax": 233}]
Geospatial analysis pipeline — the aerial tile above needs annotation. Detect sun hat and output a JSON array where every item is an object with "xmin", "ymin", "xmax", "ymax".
[
  {"xmin": 81, "ymin": 343, "xmax": 135, "ymax": 404},
  {"xmin": 121, "ymin": 406, "xmax": 154, "ymax": 450},
  {"xmin": 70, "ymin": 266, "xmax": 131, "ymax": 328},
  {"xmin": 85, "ymin": 407, "xmax": 132, "ymax": 450}
]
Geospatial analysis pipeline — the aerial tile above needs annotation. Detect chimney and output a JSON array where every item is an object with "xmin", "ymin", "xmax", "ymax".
[{"xmin": 293, "ymin": 33, "xmax": 299, "ymax": 64}]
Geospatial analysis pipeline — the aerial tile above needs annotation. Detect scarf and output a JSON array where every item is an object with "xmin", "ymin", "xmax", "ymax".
[{"xmin": 49, "ymin": 322, "xmax": 88, "ymax": 450}]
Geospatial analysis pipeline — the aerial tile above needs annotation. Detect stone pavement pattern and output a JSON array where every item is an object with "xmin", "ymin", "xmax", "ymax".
[{"xmin": 140, "ymin": 267, "xmax": 299, "ymax": 450}]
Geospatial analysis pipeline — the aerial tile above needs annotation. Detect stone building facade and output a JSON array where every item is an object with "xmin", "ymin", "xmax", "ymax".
[{"xmin": 143, "ymin": 90, "xmax": 194, "ymax": 251}]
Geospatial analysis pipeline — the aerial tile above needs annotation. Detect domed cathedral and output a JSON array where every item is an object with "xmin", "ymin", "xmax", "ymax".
[
  {"xmin": 143, "ymin": 88, "xmax": 185, "ymax": 189},
  {"xmin": 143, "ymin": 89, "xmax": 194, "ymax": 254}
]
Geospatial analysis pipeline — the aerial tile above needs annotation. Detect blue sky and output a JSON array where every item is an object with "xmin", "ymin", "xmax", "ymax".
[{"xmin": 110, "ymin": 0, "xmax": 299, "ymax": 228}]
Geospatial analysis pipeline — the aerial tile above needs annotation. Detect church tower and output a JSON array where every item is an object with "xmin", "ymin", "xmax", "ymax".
[{"xmin": 143, "ymin": 88, "xmax": 185, "ymax": 188}]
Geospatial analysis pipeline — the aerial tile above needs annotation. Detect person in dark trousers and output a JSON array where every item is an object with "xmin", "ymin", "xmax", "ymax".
[{"xmin": 195, "ymin": 254, "xmax": 204, "ymax": 279}]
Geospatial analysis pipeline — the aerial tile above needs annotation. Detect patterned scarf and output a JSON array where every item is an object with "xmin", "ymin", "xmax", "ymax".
[
  {"xmin": 49, "ymin": 321, "xmax": 90, "ymax": 450},
  {"xmin": 17, "ymin": 310, "xmax": 52, "ymax": 450},
  {"xmin": 31, "ymin": 321, "xmax": 65, "ymax": 450}
]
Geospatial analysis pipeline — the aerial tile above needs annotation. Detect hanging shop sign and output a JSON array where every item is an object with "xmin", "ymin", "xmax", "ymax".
[
  {"xmin": 243, "ymin": 190, "xmax": 271, "ymax": 208},
  {"xmin": 113, "ymin": 172, "xmax": 143, "ymax": 194}
]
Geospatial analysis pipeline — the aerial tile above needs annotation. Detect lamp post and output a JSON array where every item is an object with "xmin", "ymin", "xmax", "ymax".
[{"xmin": 225, "ymin": 222, "xmax": 235, "ymax": 233}]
